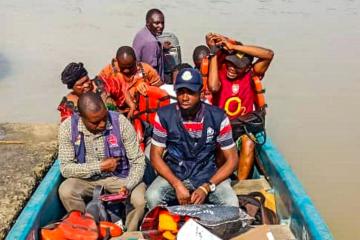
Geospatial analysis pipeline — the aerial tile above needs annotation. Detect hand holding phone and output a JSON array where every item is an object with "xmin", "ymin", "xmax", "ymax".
[{"xmin": 99, "ymin": 192, "xmax": 128, "ymax": 202}]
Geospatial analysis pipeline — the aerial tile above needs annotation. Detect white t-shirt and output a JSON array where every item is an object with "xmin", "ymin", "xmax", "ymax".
[{"xmin": 160, "ymin": 84, "xmax": 177, "ymax": 103}]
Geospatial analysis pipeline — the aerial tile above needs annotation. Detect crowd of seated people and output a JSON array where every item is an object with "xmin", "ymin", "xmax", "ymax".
[{"xmin": 56, "ymin": 8, "xmax": 274, "ymax": 231}]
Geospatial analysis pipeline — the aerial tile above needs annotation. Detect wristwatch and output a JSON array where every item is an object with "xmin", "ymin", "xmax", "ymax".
[
  {"xmin": 207, "ymin": 181, "xmax": 216, "ymax": 192},
  {"xmin": 209, "ymin": 45, "xmax": 219, "ymax": 57}
]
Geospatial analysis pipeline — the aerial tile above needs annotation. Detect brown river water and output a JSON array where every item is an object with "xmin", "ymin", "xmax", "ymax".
[{"xmin": 1, "ymin": 0, "xmax": 359, "ymax": 239}]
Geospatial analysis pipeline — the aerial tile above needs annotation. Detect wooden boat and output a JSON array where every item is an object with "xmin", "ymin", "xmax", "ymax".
[{"xmin": 5, "ymin": 137, "xmax": 333, "ymax": 240}]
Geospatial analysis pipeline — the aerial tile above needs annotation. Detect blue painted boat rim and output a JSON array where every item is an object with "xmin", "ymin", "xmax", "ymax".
[
  {"xmin": 262, "ymin": 137, "xmax": 333, "ymax": 240},
  {"xmin": 5, "ymin": 160, "xmax": 61, "ymax": 240}
]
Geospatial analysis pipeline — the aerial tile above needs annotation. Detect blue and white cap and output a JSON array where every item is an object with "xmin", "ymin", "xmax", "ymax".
[{"xmin": 174, "ymin": 68, "xmax": 203, "ymax": 92}]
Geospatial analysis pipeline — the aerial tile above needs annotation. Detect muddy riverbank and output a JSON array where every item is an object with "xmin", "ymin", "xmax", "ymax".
[{"xmin": 0, "ymin": 123, "xmax": 58, "ymax": 239}]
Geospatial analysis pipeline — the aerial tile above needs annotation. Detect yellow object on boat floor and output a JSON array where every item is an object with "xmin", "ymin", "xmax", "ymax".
[{"xmin": 260, "ymin": 189, "xmax": 276, "ymax": 213}]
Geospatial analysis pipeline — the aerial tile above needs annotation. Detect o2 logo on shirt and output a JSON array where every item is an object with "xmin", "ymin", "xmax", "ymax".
[{"xmin": 206, "ymin": 127, "xmax": 215, "ymax": 143}]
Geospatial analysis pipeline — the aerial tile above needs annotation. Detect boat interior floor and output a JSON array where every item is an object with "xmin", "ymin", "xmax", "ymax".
[
  {"xmin": 110, "ymin": 225, "xmax": 296, "ymax": 240},
  {"xmin": 110, "ymin": 178, "xmax": 296, "ymax": 240},
  {"xmin": 232, "ymin": 177, "xmax": 272, "ymax": 195}
]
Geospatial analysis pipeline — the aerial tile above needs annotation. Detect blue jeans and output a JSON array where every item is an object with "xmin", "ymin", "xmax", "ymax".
[{"xmin": 145, "ymin": 176, "xmax": 239, "ymax": 209}]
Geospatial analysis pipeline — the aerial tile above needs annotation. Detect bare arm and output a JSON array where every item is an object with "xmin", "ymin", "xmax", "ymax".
[
  {"xmin": 124, "ymin": 91, "xmax": 136, "ymax": 118},
  {"xmin": 206, "ymin": 33, "xmax": 222, "ymax": 92},
  {"xmin": 209, "ymin": 146, "xmax": 238, "ymax": 185},
  {"xmin": 215, "ymin": 34, "xmax": 274, "ymax": 77},
  {"xmin": 150, "ymin": 144, "xmax": 182, "ymax": 187},
  {"xmin": 227, "ymin": 44, "xmax": 274, "ymax": 77}
]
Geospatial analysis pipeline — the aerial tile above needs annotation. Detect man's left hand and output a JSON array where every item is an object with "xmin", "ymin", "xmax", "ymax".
[
  {"xmin": 163, "ymin": 41, "xmax": 172, "ymax": 50},
  {"xmin": 136, "ymin": 82, "xmax": 148, "ymax": 96},
  {"xmin": 190, "ymin": 187, "xmax": 208, "ymax": 204}
]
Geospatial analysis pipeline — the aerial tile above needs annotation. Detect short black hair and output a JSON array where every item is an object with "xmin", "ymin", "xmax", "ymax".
[
  {"xmin": 116, "ymin": 46, "xmax": 136, "ymax": 60},
  {"xmin": 171, "ymin": 63, "xmax": 193, "ymax": 83},
  {"xmin": 78, "ymin": 92, "xmax": 106, "ymax": 117},
  {"xmin": 146, "ymin": 8, "xmax": 163, "ymax": 23},
  {"xmin": 192, "ymin": 45, "xmax": 210, "ymax": 63},
  {"xmin": 172, "ymin": 63, "xmax": 193, "ymax": 74}
]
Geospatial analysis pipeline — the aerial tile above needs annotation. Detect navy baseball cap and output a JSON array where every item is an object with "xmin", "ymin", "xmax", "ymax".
[
  {"xmin": 225, "ymin": 52, "xmax": 253, "ymax": 69},
  {"xmin": 174, "ymin": 68, "xmax": 202, "ymax": 92}
]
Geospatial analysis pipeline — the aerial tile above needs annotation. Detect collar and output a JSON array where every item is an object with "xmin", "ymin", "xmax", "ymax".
[
  {"xmin": 111, "ymin": 59, "xmax": 143, "ymax": 83},
  {"xmin": 143, "ymin": 26, "xmax": 157, "ymax": 40},
  {"xmin": 111, "ymin": 58, "xmax": 121, "ymax": 73},
  {"xmin": 176, "ymin": 102, "xmax": 205, "ymax": 122}
]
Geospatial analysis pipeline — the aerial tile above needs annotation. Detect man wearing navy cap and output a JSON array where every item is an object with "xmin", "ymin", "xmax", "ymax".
[{"xmin": 145, "ymin": 68, "xmax": 239, "ymax": 208}]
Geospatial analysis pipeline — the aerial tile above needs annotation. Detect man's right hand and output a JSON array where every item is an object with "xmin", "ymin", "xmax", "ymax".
[
  {"xmin": 174, "ymin": 182, "xmax": 191, "ymax": 205},
  {"xmin": 136, "ymin": 82, "xmax": 149, "ymax": 96},
  {"xmin": 100, "ymin": 157, "xmax": 120, "ymax": 172},
  {"xmin": 206, "ymin": 33, "xmax": 217, "ymax": 47}
]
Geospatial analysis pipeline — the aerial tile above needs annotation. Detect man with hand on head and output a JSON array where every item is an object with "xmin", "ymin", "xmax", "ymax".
[{"xmin": 206, "ymin": 33, "xmax": 274, "ymax": 180}]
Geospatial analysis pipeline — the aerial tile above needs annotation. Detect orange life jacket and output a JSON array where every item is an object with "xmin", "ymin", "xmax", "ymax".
[
  {"xmin": 132, "ymin": 86, "xmax": 170, "ymax": 151},
  {"xmin": 99, "ymin": 221, "xmax": 123, "ymax": 239},
  {"xmin": 252, "ymin": 75, "xmax": 266, "ymax": 109},
  {"xmin": 41, "ymin": 211, "xmax": 99, "ymax": 240},
  {"xmin": 134, "ymin": 86, "xmax": 170, "ymax": 125},
  {"xmin": 133, "ymin": 117, "xmax": 145, "ymax": 151},
  {"xmin": 200, "ymin": 57, "xmax": 213, "ymax": 104}
]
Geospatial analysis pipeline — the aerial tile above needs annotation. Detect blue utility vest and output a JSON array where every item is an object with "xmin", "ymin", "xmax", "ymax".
[
  {"xmin": 157, "ymin": 103, "xmax": 225, "ymax": 187},
  {"xmin": 70, "ymin": 111, "xmax": 129, "ymax": 178}
]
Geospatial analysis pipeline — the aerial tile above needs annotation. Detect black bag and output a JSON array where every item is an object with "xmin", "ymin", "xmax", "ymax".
[
  {"xmin": 230, "ymin": 109, "xmax": 266, "ymax": 145},
  {"xmin": 85, "ymin": 185, "xmax": 125, "ymax": 223},
  {"xmin": 237, "ymin": 192, "xmax": 279, "ymax": 225},
  {"xmin": 141, "ymin": 205, "xmax": 252, "ymax": 239}
]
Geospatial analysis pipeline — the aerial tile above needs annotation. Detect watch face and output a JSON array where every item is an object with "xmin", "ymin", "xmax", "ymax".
[{"xmin": 209, "ymin": 183, "xmax": 216, "ymax": 192}]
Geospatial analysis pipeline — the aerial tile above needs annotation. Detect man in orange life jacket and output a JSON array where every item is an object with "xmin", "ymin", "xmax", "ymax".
[
  {"xmin": 207, "ymin": 33, "xmax": 274, "ymax": 180},
  {"xmin": 98, "ymin": 46, "xmax": 162, "ymax": 118}
]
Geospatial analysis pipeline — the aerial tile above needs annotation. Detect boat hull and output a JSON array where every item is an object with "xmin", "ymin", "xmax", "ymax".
[{"xmin": 6, "ymin": 137, "xmax": 333, "ymax": 240}]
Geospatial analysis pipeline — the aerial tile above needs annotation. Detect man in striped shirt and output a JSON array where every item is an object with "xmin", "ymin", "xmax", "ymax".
[{"xmin": 146, "ymin": 68, "xmax": 239, "ymax": 209}]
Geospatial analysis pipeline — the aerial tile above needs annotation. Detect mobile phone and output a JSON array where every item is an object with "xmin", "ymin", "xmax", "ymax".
[{"xmin": 99, "ymin": 192, "xmax": 128, "ymax": 202}]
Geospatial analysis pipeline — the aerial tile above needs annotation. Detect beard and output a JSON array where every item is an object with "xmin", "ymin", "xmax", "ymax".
[{"xmin": 180, "ymin": 101, "xmax": 202, "ymax": 120}]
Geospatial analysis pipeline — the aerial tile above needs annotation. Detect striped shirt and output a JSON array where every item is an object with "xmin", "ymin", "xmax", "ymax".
[
  {"xmin": 58, "ymin": 113, "xmax": 145, "ymax": 191},
  {"xmin": 152, "ymin": 104, "xmax": 235, "ymax": 150}
]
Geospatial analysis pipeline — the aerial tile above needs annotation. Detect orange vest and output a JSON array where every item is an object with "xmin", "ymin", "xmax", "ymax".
[
  {"xmin": 200, "ymin": 57, "xmax": 212, "ymax": 104},
  {"xmin": 132, "ymin": 86, "xmax": 171, "ymax": 151}
]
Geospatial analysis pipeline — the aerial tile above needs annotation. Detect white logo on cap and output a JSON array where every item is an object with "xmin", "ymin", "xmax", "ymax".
[{"xmin": 181, "ymin": 70, "xmax": 192, "ymax": 81}]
